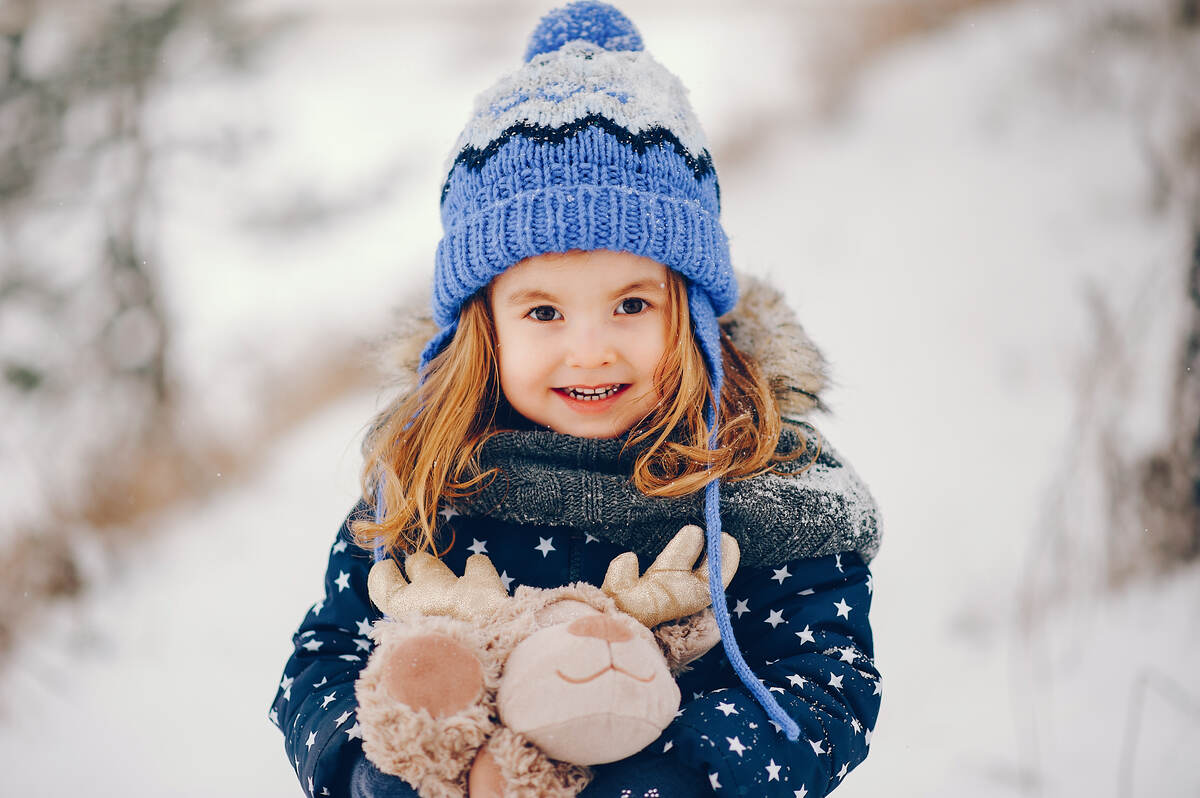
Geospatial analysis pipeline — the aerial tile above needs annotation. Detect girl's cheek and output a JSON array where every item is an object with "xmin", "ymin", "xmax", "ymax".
[{"xmin": 617, "ymin": 315, "xmax": 661, "ymax": 337}]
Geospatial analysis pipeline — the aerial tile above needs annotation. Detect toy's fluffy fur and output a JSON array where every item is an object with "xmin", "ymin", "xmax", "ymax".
[{"xmin": 356, "ymin": 613, "xmax": 502, "ymax": 797}]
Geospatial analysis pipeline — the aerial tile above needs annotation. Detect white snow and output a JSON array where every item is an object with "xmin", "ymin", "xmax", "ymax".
[
  {"xmin": 2, "ymin": 1, "xmax": 1198, "ymax": 796},
  {"xmin": 0, "ymin": 390, "xmax": 378, "ymax": 795}
]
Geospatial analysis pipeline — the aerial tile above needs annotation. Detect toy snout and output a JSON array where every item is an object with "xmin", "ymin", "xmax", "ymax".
[{"xmin": 497, "ymin": 604, "xmax": 680, "ymax": 765}]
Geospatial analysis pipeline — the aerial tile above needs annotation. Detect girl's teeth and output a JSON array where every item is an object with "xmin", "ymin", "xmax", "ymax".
[{"xmin": 567, "ymin": 385, "xmax": 619, "ymax": 400}]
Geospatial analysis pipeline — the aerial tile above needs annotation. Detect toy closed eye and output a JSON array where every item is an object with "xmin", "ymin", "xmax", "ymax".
[{"xmin": 555, "ymin": 663, "xmax": 656, "ymax": 684}]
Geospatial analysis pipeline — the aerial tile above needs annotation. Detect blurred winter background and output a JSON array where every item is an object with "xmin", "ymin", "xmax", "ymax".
[{"xmin": 1, "ymin": 0, "xmax": 1197, "ymax": 795}]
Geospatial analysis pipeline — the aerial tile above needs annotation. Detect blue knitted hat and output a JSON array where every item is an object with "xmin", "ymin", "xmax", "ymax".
[
  {"xmin": 420, "ymin": 0, "xmax": 736, "ymax": 375},
  {"xmin": 408, "ymin": 1, "xmax": 799, "ymax": 740}
]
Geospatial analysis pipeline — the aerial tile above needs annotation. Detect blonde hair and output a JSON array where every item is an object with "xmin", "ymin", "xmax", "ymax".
[{"xmin": 353, "ymin": 271, "xmax": 812, "ymax": 556}]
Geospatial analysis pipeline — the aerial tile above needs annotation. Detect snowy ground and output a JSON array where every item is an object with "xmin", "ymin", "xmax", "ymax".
[{"xmin": 3, "ymin": 1, "xmax": 1199, "ymax": 796}]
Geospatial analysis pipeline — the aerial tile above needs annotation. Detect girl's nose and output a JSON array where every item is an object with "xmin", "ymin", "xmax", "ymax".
[{"xmin": 563, "ymin": 328, "xmax": 617, "ymax": 368}]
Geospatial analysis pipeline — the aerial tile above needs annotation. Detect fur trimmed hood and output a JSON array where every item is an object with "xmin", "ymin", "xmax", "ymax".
[{"xmin": 375, "ymin": 271, "xmax": 830, "ymax": 419}]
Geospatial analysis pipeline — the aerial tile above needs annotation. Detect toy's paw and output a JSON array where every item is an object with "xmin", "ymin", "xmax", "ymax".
[
  {"xmin": 381, "ymin": 633, "xmax": 484, "ymax": 717},
  {"xmin": 655, "ymin": 608, "xmax": 722, "ymax": 675},
  {"xmin": 356, "ymin": 618, "xmax": 499, "ymax": 797},
  {"xmin": 467, "ymin": 747, "xmax": 505, "ymax": 798},
  {"xmin": 483, "ymin": 728, "xmax": 591, "ymax": 798}
]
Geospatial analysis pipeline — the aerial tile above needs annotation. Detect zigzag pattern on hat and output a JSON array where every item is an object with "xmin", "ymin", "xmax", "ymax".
[
  {"xmin": 440, "ymin": 113, "xmax": 716, "ymax": 204},
  {"xmin": 440, "ymin": 122, "xmax": 721, "ymax": 225}
]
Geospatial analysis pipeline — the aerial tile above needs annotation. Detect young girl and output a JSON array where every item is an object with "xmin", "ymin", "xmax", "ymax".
[{"xmin": 270, "ymin": 3, "xmax": 882, "ymax": 797}]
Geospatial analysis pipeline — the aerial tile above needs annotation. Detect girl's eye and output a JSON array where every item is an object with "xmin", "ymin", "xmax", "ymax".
[
  {"xmin": 528, "ymin": 306, "xmax": 562, "ymax": 322},
  {"xmin": 616, "ymin": 297, "xmax": 648, "ymax": 315}
]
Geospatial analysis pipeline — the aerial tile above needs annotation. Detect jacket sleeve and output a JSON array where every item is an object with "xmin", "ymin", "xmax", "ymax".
[
  {"xmin": 269, "ymin": 502, "xmax": 418, "ymax": 797},
  {"xmin": 659, "ymin": 551, "xmax": 881, "ymax": 797}
]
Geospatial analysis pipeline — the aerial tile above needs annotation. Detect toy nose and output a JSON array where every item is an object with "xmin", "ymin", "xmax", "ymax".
[{"xmin": 567, "ymin": 614, "xmax": 633, "ymax": 643}]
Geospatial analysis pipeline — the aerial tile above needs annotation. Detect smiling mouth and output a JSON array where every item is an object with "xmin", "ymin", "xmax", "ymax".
[
  {"xmin": 555, "ymin": 663, "xmax": 656, "ymax": 684},
  {"xmin": 555, "ymin": 384, "xmax": 627, "ymax": 401}
]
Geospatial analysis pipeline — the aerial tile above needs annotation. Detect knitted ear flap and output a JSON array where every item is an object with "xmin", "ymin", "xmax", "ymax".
[
  {"xmin": 373, "ymin": 479, "xmax": 386, "ymax": 563},
  {"xmin": 691, "ymin": 288, "xmax": 801, "ymax": 741}
]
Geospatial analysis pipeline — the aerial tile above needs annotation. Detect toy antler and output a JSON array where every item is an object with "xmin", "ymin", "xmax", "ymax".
[
  {"xmin": 367, "ymin": 552, "xmax": 509, "ymax": 622},
  {"xmin": 601, "ymin": 525, "xmax": 740, "ymax": 628}
]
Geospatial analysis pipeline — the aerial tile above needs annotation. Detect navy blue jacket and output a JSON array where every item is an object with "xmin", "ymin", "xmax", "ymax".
[{"xmin": 270, "ymin": 499, "xmax": 880, "ymax": 797}]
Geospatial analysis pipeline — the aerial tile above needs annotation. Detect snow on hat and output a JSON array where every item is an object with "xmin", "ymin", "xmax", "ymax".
[{"xmin": 408, "ymin": 1, "xmax": 799, "ymax": 741}]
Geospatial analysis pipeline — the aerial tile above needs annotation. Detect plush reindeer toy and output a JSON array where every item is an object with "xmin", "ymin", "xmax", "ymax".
[{"xmin": 354, "ymin": 526, "xmax": 740, "ymax": 798}]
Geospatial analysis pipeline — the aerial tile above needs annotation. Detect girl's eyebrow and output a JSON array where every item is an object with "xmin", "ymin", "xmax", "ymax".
[
  {"xmin": 503, "ymin": 288, "xmax": 557, "ymax": 306},
  {"xmin": 607, "ymin": 280, "xmax": 667, "ymax": 299},
  {"xmin": 502, "ymin": 280, "xmax": 666, "ymax": 307}
]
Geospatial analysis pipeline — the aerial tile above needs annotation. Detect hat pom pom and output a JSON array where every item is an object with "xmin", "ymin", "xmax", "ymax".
[{"xmin": 524, "ymin": 1, "xmax": 644, "ymax": 62}]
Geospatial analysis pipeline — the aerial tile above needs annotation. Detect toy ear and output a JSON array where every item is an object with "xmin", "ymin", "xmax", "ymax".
[{"xmin": 653, "ymin": 608, "xmax": 721, "ymax": 675}]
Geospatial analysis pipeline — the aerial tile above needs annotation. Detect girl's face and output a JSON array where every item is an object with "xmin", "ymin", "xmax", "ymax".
[{"xmin": 489, "ymin": 249, "xmax": 671, "ymax": 439}]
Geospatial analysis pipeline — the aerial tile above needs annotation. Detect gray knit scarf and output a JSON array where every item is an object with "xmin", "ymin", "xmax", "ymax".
[{"xmin": 454, "ymin": 424, "xmax": 881, "ymax": 569}]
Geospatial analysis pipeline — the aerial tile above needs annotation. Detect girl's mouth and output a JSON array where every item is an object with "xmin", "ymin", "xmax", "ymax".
[{"xmin": 553, "ymin": 384, "xmax": 628, "ymax": 403}]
